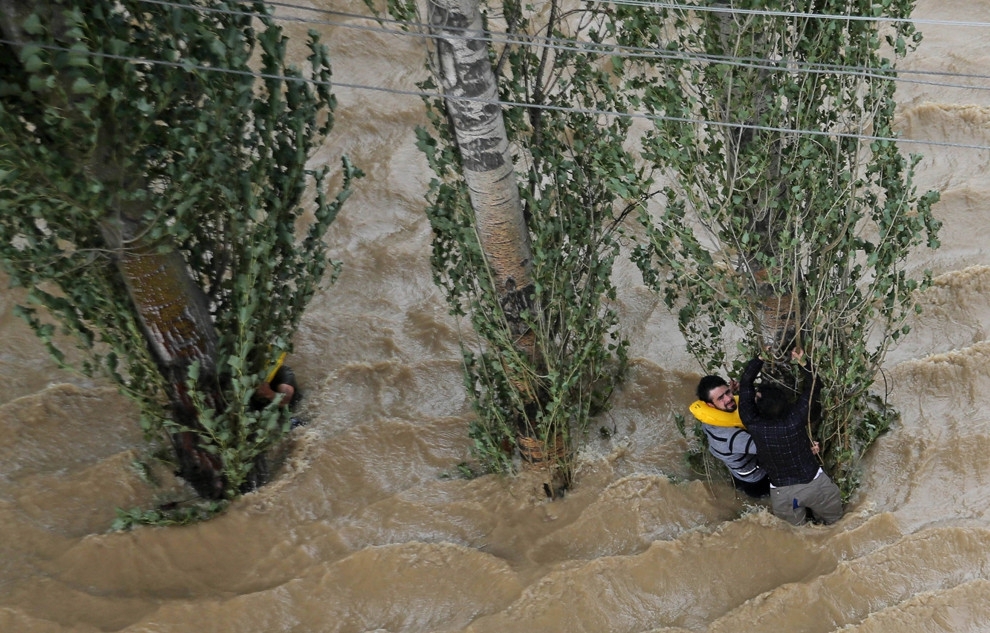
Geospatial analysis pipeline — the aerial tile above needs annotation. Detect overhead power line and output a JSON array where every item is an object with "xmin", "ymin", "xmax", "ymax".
[
  {"xmin": 127, "ymin": 1, "xmax": 981, "ymax": 82},
  {"xmin": 591, "ymin": 0, "xmax": 990, "ymax": 28},
  {"xmin": 5, "ymin": 0, "xmax": 990, "ymax": 152},
  {"xmin": 217, "ymin": 0, "xmax": 990, "ymax": 95},
  {"xmin": 254, "ymin": 0, "xmax": 990, "ymax": 30},
  {"xmin": 4, "ymin": 35, "xmax": 989, "ymax": 154},
  {"xmin": 124, "ymin": 0, "xmax": 990, "ymax": 96}
]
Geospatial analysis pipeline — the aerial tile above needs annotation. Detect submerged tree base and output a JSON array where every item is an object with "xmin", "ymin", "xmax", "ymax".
[
  {"xmin": 113, "ymin": 421, "xmax": 305, "ymax": 530},
  {"xmin": 517, "ymin": 434, "xmax": 571, "ymax": 499}
]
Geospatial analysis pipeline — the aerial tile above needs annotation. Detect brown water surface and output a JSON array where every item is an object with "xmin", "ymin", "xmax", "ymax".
[{"xmin": 3, "ymin": 1, "xmax": 990, "ymax": 631}]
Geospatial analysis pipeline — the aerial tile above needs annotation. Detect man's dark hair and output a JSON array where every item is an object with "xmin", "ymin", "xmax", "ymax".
[
  {"xmin": 696, "ymin": 375, "xmax": 728, "ymax": 403},
  {"xmin": 755, "ymin": 384, "xmax": 791, "ymax": 419}
]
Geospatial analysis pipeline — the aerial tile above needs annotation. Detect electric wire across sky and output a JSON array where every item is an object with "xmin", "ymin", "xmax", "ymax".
[{"xmin": 4, "ymin": 0, "xmax": 990, "ymax": 152}]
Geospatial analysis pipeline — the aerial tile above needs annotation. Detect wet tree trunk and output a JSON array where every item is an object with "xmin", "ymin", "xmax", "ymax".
[
  {"xmin": 102, "ymin": 215, "xmax": 225, "ymax": 499},
  {"xmin": 2, "ymin": 0, "xmax": 225, "ymax": 498},
  {"xmin": 428, "ymin": 0, "xmax": 537, "ymax": 359}
]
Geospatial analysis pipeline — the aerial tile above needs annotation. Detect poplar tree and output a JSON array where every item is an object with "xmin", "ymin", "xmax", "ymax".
[
  {"xmin": 0, "ymin": 0, "xmax": 359, "ymax": 503},
  {"xmin": 377, "ymin": 0, "xmax": 644, "ymax": 494},
  {"xmin": 627, "ymin": 0, "xmax": 941, "ymax": 496}
]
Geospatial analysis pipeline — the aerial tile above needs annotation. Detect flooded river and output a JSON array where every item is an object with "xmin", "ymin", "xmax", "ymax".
[{"xmin": 2, "ymin": 0, "xmax": 990, "ymax": 631}]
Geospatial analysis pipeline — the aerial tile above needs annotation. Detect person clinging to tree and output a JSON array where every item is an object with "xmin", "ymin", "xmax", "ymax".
[
  {"xmin": 690, "ymin": 374, "xmax": 770, "ymax": 498},
  {"xmin": 738, "ymin": 347, "xmax": 843, "ymax": 526}
]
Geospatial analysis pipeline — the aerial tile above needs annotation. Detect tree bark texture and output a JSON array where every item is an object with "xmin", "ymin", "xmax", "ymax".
[
  {"xmin": 754, "ymin": 268, "xmax": 800, "ymax": 352},
  {"xmin": 2, "ymin": 0, "xmax": 225, "ymax": 496},
  {"xmin": 102, "ymin": 217, "xmax": 225, "ymax": 499},
  {"xmin": 113, "ymin": 238, "xmax": 219, "ymax": 387},
  {"xmin": 428, "ymin": 0, "xmax": 533, "ymax": 304},
  {"xmin": 711, "ymin": 4, "xmax": 798, "ymax": 352}
]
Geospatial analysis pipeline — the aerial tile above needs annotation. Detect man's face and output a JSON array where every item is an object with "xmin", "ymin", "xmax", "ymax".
[{"xmin": 707, "ymin": 385, "xmax": 736, "ymax": 412}]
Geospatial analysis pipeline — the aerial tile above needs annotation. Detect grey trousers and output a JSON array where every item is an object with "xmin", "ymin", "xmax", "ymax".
[{"xmin": 769, "ymin": 471, "xmax": 844, "ymax": 526}]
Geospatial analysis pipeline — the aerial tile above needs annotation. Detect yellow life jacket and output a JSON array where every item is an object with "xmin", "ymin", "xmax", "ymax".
[
  {"xmin": 265, "ymin": 351, "xmax": 288, "ymax": 384},
  {"xmin": 689, "ymin": 397, "xmax": 745, "ymax": 428}
]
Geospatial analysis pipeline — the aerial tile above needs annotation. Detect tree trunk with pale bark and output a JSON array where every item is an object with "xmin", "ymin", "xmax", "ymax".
[{"xmin": 428, "ymin": 0, "xmax": 536, "ymax": 357}]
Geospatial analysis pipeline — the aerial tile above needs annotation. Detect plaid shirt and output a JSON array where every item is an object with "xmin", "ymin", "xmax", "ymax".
[{"xmin": 738, "ymin": 358, "xmax": 820, "ymax": 487}]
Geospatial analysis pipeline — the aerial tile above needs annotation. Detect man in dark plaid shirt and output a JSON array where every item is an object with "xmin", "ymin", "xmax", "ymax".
[{"xmin": 738, "ymin": 349, "xmax": 843, "ymax": 526}]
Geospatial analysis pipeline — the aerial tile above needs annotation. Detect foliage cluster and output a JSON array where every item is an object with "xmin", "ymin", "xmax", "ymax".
[
  {"xmin": 369, "ymin": 0, "xmax": 940, "ymax": 499},
  {"xmin": 623, "ymin": 0, "xmax": 940, "ymax": 498},
  {"xmin": 0, "ymin": 0, "xmax": 359, "ymax": 496},
  {"xmin": 111, "ymin": 499, "xmax": 228, "ymax": 531},
  {"xmin": 376, "ymin": 0, "xmax": 647, "ymax": 482}
]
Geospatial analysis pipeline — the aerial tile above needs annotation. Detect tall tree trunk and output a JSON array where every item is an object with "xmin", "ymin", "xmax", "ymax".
[
  {"xmin": 428, "ymin": 0, "xmax": 536, "ymax": 358},
  {"xmin": 101, "ymin": 214, "xmax": 225, "ymax": 499},
  {"xmin": 3, "ymin": 0, "xmax": 225, "ymax": 498},
  {"xmin": 711, "ymin": 4, "xmax": 798, "ymax": 354}
]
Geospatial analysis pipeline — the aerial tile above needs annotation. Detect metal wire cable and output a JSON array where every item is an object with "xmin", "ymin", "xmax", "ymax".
[
  {"xmin": 4, "ymin": 36, "xmax": 988, "ymax": 153},
  {"xmin": 257, "ymin": 0, "xmax": 990, "ymax": 30},
  {"xmin": 594, "ymin": 0, "xmax": 990, "ymax": 28},
  {"xmin": 202, "ymin": 0, "xmax": 990, "ymax": 94},
  {"xmin": 5, "ymin": 0, "xmax": 990, "ymax": 151}
]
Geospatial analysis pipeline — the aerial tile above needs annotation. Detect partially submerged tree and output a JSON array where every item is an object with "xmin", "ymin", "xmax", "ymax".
[
  {"xmin": 375, "ymin": 0, "xmax": 648, "ymax": 494},
  {"xmin": 0, "ymin": 0, "xmax": 359, "ymax": 502},
  {"xmin": 628, "ymin": 0, "xmax": 940, "ymax": 497}
]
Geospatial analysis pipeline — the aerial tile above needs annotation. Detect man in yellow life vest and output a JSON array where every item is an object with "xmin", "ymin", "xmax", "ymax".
[
  {"xmin": 689, "ymin": 375, "xmax": 770, "ymax": 498},
  {"xmin": 255, "ymin": 352, "xmax": 297, "ymax": 408},
  {"xmin": 253, "ymin": 352, "xmax": 305, "ymax": 428}
]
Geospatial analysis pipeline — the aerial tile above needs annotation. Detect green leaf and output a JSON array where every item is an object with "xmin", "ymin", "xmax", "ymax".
[
  {"xmin": 23, "ymin": 53, "xmax": 45, "ymax": 73},
  {"xmin": 70, "ymin": 77, "xmax": 94, "ymax": 94},
  {"xmin": 22, "ymin": 12, "xmax": 45, "ymax": 35}
]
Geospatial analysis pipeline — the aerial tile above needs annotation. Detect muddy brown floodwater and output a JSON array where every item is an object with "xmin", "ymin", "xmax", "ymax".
[{"xmin": 3, "ymin": 1, "xmax": 990, "ymax": 631}]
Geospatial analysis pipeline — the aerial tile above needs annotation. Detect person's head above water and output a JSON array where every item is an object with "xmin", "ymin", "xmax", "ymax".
[{"xmin": 697, "ymin": 375, "xmax": 736, "ymax": 412}]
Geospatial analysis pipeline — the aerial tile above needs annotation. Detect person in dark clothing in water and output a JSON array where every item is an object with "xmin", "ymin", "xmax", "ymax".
[
  {"xmin": 255, "ymin": 365, "xmax": 299, "ymax": 408},
  {"xmin": 738, "ymin": 348, "xmax": 843, "ymax": 526},
  {"xmin": 253, "ymin": 353, "xmax": 305, "ymax": 428}
]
